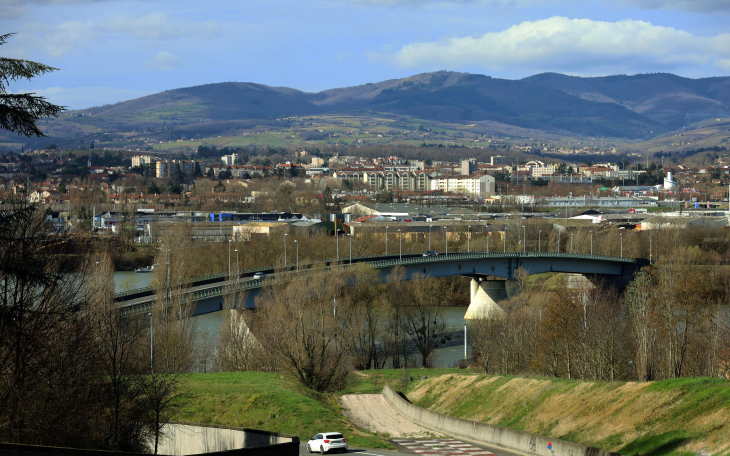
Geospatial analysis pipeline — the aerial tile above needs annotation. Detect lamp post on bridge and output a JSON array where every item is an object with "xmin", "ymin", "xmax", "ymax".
[
  {"xmin": 228, "ymin": 239, "xmax": 232, "ymax": 278},
  {"xmin": 620, "ymin": 233, "xmax": 623, "ymax": 258},
  {"xmin": 467, "ymin": 226, "xmax": 471, "ymax": 253},
  {"xmin": 294, "ymin": 240, "xmax": 299, "ymax": 274},
  {"xmin": 445, "ymin": 227, "xmax": 448, "ymax": 257},
  {"xmin": 348, "ymin": 233, "xmax": 352, "ymax": 265},
  {"xmin": 398, "ymin": 229, "xmax": 402, "ymax": 260},
  {"xmin": 503, "ymin": 227, "xmax": 506, "ymax": 253},
  {"xmin": 336, "ymin": 228, "xmax": 340, "ymax": 262},
  {"xmin": 486, "ymin": 220, "xmax": 489, "ymax": 254},
  {"xmin": 522, "ymin": 225, "xmax": 526, "ymax": 253},
  {"xmin": 428, "ymin": 223, "xmax": 432, "ymax": 250},
  {"xmin": 284, "ymin": 233, "xmax": 288, "ymax": 266},
  {"xmin": 538, "ymin": 230, "xmax": 542, "ymax": 252},
  {"xmin": 385, "ymin": 225, "xmax": 389, "ymax": 254},
  {"xmin": 235, "ymin": 249, "xmax": 239, "ymax": 280}
]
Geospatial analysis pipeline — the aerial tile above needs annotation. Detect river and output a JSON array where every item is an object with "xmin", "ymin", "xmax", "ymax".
[{"xmin": 114, "ymin": 272, "xmax": 471, "ymax": 368}]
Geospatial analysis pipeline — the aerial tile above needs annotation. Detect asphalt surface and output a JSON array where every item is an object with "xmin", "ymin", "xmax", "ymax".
[{"xmin": 298, "ymin": 438, "xmax": 528, "ymax": 456}]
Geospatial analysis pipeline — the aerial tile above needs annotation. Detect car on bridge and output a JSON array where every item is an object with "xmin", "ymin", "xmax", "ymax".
[
  {"xmin": 422, "ymin": 250, "xmax": 438, "ymax": 257},
  {"xmin": 307, "ymin": 432, "xmax": 347, "ymax": 453},
  {"xmin": 253, "ymin": 272, "xmax": 267, "ymax": 279}
]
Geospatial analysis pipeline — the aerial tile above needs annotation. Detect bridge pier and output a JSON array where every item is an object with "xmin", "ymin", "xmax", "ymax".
[
  {"xmin": 559, "ymin": 273, "xmax": 596, "ymax": 290},
  {"xmin": 464, "ymin": 278, "xmax": 506, "ymax": 320}
]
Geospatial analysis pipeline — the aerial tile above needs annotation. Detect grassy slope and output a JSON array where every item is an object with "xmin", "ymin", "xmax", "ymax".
[
  {"xmin": 181, "ymin": 369, "xmax": 730, "ymax": 455},
  {"xmin": 179, "ymin": 371, "xmax": 395, "ymax": 449},
  {"xmin": 395, "ymin": 372, "xmax": 730, "ymax": 456}
]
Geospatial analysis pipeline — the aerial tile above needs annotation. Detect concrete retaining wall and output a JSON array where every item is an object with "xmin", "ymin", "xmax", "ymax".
[
  {"xmin": 381, "ymin": 384, "xmax": 622, "ymax": 456},
  {"xmin": 157, "ymin": 423, "xmax": 298, "ymax": 455},
  {"xmin": 0, "ymin": 424, "xmax": 299, "ymax": 456}
]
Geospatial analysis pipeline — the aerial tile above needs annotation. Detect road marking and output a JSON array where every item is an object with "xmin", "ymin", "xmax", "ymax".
[{"xmin": 394, "ymin": 439, "xmax": 496, "ymax": 456}]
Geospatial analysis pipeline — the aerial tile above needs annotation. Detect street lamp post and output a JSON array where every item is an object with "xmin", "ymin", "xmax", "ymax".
[
  {"xmin": 336, "ymin": 229, "xmax": 340, "ymax": 262},
  {"xmin": 486, "ymin": 221, "xmax": 489, "ymax": 254},
  {"xmin": 284, "ymin": 233, "xmax": 288, "ymax": 266},
  {"xmin": 468, "ymin": 226, "xmax": 471, "ymax": 253},
  {"xmin": 522, "ymin": 225, "xmax": 526, "ymax": 253},
  {"xmin": 649, "ymin": 230, "xmax": 652, "ymax": 264},
  {"xmin": 228, "ymin": 239, "xmax": 232, "ymax": 278},
  {"xmin": 294, "ymin": 240, "xmax": 299, "ymax": 273},
  {"xmin": 538, "ymin": 230, "xmax": 542, "ymax": 252},
  {"xmin": 385, "ymin": 226, "xmax": 389, "ymax": 254},
  {"xmin": 235, "ymin": 249, "xmax": 239, "ymax": 280},
  {"xmin": 503, "ymin": 228, "xmax": 506, "ymax": 253},
  {"xmin": 428, "ymin": 223, "xmax": 432, "ymax": 250},
  {"xmin": 348, "ymin": 234, "xmax": 352, "ymax": 265},
  {"xmin": 620, "ymin": 233, "xmax": 623, "ymax": 258},
  {"xmin": 445, "ymin": 227, "xmax": 448, "ymax": 256},
  {"xmin": 570, "ymin": 234, "xmax": 573, "ymax": 253},
  {"xmin": 464, "ymin": 324, "xmax": 468, "ymax": 359},
  {"xmin": 398, "ymin": 229, "xmax": 402, "ymax": 260}
]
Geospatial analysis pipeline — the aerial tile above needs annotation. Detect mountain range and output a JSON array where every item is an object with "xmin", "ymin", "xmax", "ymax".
[{"xmin": 75, "ymin": 71, "xmax": 730, "ymax": 141}]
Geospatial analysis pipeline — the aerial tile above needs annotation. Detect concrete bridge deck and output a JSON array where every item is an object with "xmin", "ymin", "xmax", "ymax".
[{"xmin": 116, "ymin": 252, "xmax": 644, "ymax": 317}]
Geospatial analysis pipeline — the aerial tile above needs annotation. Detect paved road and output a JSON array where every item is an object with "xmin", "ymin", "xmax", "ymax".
[{"xmin": 298, "ymin": 438, "xmax": 528, "ymax": 456}]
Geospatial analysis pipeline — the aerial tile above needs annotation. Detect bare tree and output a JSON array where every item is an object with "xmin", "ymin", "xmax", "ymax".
[
  {"xmin": 87, "ymin": 252, "xmax": 150, "ymax": 451},
  {"xmin": 254, "ymin": 267, "xmax": 354, "ymax": 392},
  {"xmin": 402, "ymin": 274, "xmax": 448, "ymax": 368}
]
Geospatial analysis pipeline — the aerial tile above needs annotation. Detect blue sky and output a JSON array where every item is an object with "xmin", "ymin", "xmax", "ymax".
[{"xmin": 3, "ymin": 0, "xmax": 729, "ymax": 109}]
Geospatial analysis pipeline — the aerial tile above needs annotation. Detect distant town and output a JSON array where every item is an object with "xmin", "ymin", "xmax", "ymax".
[{"xmin": 3, "ymin": 143, "xmax": 730, "ymax": 242}]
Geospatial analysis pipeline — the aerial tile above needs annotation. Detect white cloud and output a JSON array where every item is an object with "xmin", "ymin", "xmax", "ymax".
[
  {"xmin": 618, "ymin": 0, "xmax": 730, "ymax": 13},
  {"xmin": 105, "ymin": 13, "xmax": 219, "ymax": 40},
  {"xmin": 145, "ymin": 52, "xmax": 185, "ymax": 71},
  {"xmin": 14, "ymin": 86, "xmax": 150, "ymax": 109},
  {"xmin": 371, "ymin": 17, "xmax": 730, "ymax": 76},
  {"xmin": 331, "ymin": 0, "xmax": 730, "ymax": 12},
  {"xmin": 0, "ymin": 0, "xmax": 118, "ymax": 19},
  {"xmin": 9, "ymin": 14, "xmax": 220, "ymax": 58}
]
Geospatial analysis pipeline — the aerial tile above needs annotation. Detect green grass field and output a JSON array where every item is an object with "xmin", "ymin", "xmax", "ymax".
[{"xmin": 179, "ymin": 371, "xmax": 396, "ymax": 449}]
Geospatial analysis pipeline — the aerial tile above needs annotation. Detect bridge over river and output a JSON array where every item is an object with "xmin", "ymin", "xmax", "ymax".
[{"xmin": 115, "ymin": 252, "xmax": 647, "ymax": 318}]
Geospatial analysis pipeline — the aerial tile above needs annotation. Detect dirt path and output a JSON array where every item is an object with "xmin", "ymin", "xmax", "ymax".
[{"xmin": 339, "ymin": 394, "xmax": 443, "ymax": 439}]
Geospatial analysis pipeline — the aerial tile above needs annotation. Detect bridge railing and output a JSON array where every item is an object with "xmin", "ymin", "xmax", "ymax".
[{"xmin": 116, "ymin": 251, "xmax": 636, "ymax": 301}]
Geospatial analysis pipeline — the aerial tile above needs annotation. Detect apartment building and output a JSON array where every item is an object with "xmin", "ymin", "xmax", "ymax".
[
  {"xmin": 431, "ymin": 174, "xmax": 495, "ymax": 198},
  {"xmin": 222, "ymin": 154, "xmax": 239, "ymax": 166},
  {"xmin": 334, "ymin": 168, "xmax": 434, "ymax": 192},
  {"xmin": 156, "ymin": 160, "xmax": 197, "ymax": 178},
  {"xmin": 461, "ymin": 158, "xmax": 478, "ymax": 175},
  {"xmin": 491, "ymin": 155, "xmax": 506, "ymax": 165},
  {"xmin": 156, "ymin": 160, "xmax": 173, "ymax": 178},
  {"xmin": 132, "ymin": 155, "xmax": 153, "ymax": 167}
]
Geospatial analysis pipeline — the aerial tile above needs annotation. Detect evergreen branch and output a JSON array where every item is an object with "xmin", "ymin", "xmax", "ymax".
[
  {"xmin": 0, "ymin": 94, "xmax": 66, "ymax": 137},
  {"xmin": 0, "ymin": 58, "xmax": 59, "ymax": 95}
]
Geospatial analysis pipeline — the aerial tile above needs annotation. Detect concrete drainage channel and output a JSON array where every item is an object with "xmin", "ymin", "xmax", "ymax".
[{"xmin": 381, "ymin": 384, "xmax": 623, "ymax": 456}]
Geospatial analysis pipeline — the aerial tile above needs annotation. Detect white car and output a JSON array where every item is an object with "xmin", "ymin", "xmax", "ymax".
[
  {"xmin": 307, "ymin": 432, "xmax": 348, "ymax": 454},
  {"xmin": 253, "ymin": 272, "xmax": 267, "ymax": 279}
]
